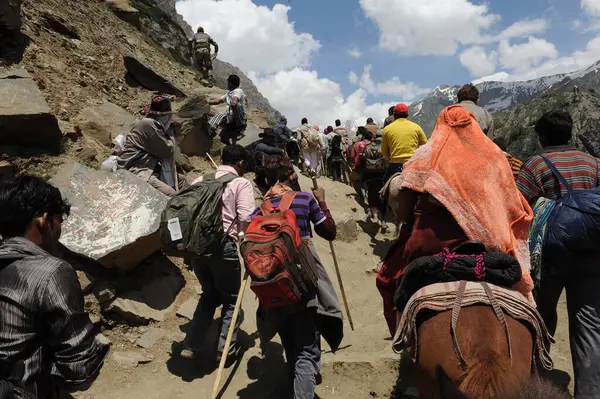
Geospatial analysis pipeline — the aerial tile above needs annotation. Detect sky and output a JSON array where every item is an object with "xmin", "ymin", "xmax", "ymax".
[{"xmin": 176, "ymin": 0, "xmax": 600, "ymax": 127}]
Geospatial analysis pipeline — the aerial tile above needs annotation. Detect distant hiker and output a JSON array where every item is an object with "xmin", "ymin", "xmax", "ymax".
[
  {"xmin": 361, "ymin": 131, "xmax": 387, "ymax": 229},
  {"xmin": 493, "ymin": 137, "xmax": 523, "ymax": 179},
  {"xmin": 329, "ymin": 131, "xmax": 345, "ymax": 182},
  {"xmin": 381, "ymin": 103, "xmax": 427, "ymax": 183},
  {"xmin": 189, "ymin": 26, "xmax": 219, "ymax": 82},
  {"xmin": 210, "ymin": 74, "xmax": 247, "ymax": 146},
  {"xmin": 516, "ymin": 110, "xmax": 600, "ymax": 398},
  {"xmin": 383, "ymin": 106, "xmax": 395, "ymax": 128},
  {"xmin": 181, "ymin": 145, "xmax": 255, "ymax": 363},
  {"xmin": 273, "ymin": 116, "xmax": 295, "ymax": 147},
  {"xmin": 349, "ymin": 126, "xmax": 371, "ymax": 203},
  {"xmin": 333, "ymin": 119, "xmax": 349, "ymax": 149},
  {"xmin": 0, "ymin": 176, "xmax": 109, "ymax": 399},
  {"xmin": 117, "ymin": 96, "xmax": 186, "ymax": 196},
  {"xmin": 365, "ymin": 117, "xmax": 379, "ymax": 136},
  {"xmin": 250, "ymin": 161, "xmax": 343, "ymax": 399},
  {"xmin": 253, "ymin": 129, "xmax": 286, "ymax": 191},
  {"xmin": 457, "ymin": 83, "xmax": 494, "ymax": 138},
  {"xmin": 296, "ymin": 118, "xmax": 323, "ymax": 175}
]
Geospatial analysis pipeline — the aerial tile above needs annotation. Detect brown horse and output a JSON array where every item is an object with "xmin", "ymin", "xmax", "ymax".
[{"xmin": 413, "ymin": 305, "xmax": 537, "ymax": 399}]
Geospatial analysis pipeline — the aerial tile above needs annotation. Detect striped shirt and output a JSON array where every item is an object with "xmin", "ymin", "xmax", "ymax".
[
  {"xmin": 251, "ymin": 192, "xmax": 326, "ymax": 237},
  {"xmin": 516, "ymin": 145, "xmax": 600, "ymax": 204}
]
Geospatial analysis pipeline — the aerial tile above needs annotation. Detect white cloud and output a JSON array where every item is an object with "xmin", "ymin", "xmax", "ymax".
[
  {"xmin": 582, "ymin": 0, "xmax": 600, "ymax": 17},
  {"xmin": 475, "ymin": 34, "xmax": 600, "ymax": 82},
  {"xmin": 177, "ymin": 0, "xmax": 320, "ymax": 74},
  {"xmin": 494, "ymin": 19, "xmax": 549, "ymax": 41},
  {"xmin": 249, "ymin": 69, "xmax": 395, "ymax": 128},
  {"xmin": 497, "ymin": 37, "xmax": 559, "ymax": 72},
  {"xmin": 459, "ymin": 46, "xmax": 498, "ymax": 77},
  {"xmin": 348, "ymin": 65, "xmax": 431, "ymax": 98},
  {"xmin": 360, "ymin": 0, "xmax": 499, "ymax": 56},
  {"xmin": 347, "ymin": 47, "xmax": 362, "ymax": 58}
]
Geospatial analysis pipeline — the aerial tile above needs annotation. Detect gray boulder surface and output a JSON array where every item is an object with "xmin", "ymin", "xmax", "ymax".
[
  {"xmin": 0, "ymin": 69, "xmax": 62, "ymax": 152},
  {"xmin": 124, "ymin": 55, "xmax": 186, "ymax": 97},
  {"xmin": 75, "ymin": 101, "xmax": 138, "ymax": 146},
  {"xmin": 50, "ymin": 162, "xmax": 169, "ymax": 271}
]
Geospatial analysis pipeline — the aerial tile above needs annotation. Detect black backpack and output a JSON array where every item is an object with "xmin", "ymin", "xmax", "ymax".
[
  {"xmin": 362, "ymin": 140, "xmax": 385, "ymax": 172},
  {"xmin": 160, "ymin": 173, "xmax": 237, "ymax": 258}
]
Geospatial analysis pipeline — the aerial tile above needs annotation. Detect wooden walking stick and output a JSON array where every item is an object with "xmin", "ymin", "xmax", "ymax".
[
  {"xmin": 311, "ymin": 176, "xmax": 355, "ymax": 331},
  {"xmin": 211, "ymin": 232, "xmax": 250, "ymax": 399},
  {"xmin": 207, "ymin": 153, "xmax": 219, "ymax": 170}
]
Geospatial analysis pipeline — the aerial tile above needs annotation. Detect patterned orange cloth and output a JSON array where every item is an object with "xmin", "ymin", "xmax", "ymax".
[
  {"xmin": 504, "ymin": 152, "xmax": 524, "ymax": 179},
  {"xmin": 397, "ymin": 105, "xmax": 535, "ymax": 302}
]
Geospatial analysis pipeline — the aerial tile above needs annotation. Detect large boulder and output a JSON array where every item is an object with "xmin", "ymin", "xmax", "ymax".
[
  {"xmin": 50, "ymin": 162, "xmax": 169, "ymax": 271},
  {"xmin": 75, "ymin": 102, "xmax": 138, "ymax": 146},
  {"xmin": 105, "ymin": 0, "xmax": 140, "ymax": 28},
  {"xmin": 172, "ymin": 93, "xmax": 212, "ymax": 156},
  {"xmin": 0, "ymin": 69, "xmax": 62, "ymax": 152},
  {"xmin": 0, "ymin": 0, "xmax": 21, "ymax": 33},
  {"xmin": 123, "ymin": 55, "xmax": 186, "ymax": 98}
]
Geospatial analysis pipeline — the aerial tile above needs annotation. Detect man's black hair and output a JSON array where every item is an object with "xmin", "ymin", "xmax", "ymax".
[
  {"xmin": 301, "ymin": 117, "xmax": 308, "ymax": 125},
  {"xmin": 535, "ymin": 110, "xmax": 573, "ymax": 147},
  {"xmin": 221, "ymin": 144, "xmax": 247, "ymax": 165},
  {"xmin": 363, "ymin": 130, "xmax": 374, "ymax": 141},
  {"xmin": 327, "ymin": 125, "xmax": 334, "ymax": 133},
  {"xmin": 366, "ymin": 117, "xmax": 374, "ymax": 124},
  {"xmin": 388, "ymin": 106, "xmax": 395, "ymax": 116},
  {"xmin": 0, "ymin": 176, "xmax": 71, "ymax": 238},
  {"xmin": 227, "ymin": 74, "xmax": 241, "ymax": 88},
  {"xmin": 335, "ymin": 119, "xmax": 341, "ymax": 127}
]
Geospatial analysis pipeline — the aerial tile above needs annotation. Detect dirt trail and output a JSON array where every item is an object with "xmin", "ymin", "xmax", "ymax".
[{"xmin": 75, "ymin": 173, "xmax": 574, "ymax": 399}]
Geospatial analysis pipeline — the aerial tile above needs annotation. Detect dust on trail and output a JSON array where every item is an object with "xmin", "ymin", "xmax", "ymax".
[{"xmin": 75, "ymin": 174, "xmax": 574, "ymax": 399}]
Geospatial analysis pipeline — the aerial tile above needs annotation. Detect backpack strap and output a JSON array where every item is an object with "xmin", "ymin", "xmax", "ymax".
[
  {"xmin": 595, "ymin": 158, "xmax": 599, "ymax": 188},
  {"xmin": 259, "ymin": 192, "xmax": 298, "ymax": 214},
  {"xmin": 540, "ymin": 155, "xmax": 574, "ymax": 194}
]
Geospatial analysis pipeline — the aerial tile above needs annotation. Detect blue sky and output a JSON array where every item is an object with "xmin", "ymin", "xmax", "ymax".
[{"xmin": 177, "ymin": 0, "xmax": 600, "ymax": 126}]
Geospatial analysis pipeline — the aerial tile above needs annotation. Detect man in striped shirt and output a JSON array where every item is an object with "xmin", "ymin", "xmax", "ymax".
[{"xmin": 517, "ymin": 110, "xmax": 600, "ymax": 398}]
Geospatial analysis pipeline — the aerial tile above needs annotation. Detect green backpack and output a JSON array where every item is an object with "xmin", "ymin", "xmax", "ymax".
[{"xmin": 160, "ymin": 173, "xmax": 236, "ymax": 258}]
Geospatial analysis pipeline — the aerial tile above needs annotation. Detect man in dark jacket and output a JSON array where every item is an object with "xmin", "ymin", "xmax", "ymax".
[
  {"xmin": 0, "ymin": 176, "xmax": 109, "ymax": 399},
  {"xmin": 273, "ymin": 116, "xmax": 295, "ymax": 147},
  {"xmin": 254, "ymin": 129, "xmax": 286, "ymax": 190}
]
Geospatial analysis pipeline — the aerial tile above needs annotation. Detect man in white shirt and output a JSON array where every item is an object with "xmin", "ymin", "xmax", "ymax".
[{"xmin": 210, "ymin": 74, "xmax": 248, "ymax": 145}]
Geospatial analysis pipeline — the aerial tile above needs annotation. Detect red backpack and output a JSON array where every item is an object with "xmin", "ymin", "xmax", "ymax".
[{"xmin": 241, "ymin": 192, "xmax": 318, "ymax": 307}]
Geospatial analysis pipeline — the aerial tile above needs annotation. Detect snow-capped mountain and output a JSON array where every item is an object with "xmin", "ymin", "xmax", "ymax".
[{"xmin": 409, "ymin": 60, "xmax": 600, "ymax": 135}]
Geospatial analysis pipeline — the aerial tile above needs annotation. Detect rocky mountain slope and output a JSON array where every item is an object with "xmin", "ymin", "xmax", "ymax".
[
  {"xmin": 153, "ymin": 0, "xmax": 282, "ymax": 124},
  {"xmin": 410, "ymin": 60, "xmax": 600, "ymax": 135}
]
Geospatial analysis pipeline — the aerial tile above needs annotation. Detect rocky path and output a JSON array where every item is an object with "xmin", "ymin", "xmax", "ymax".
[{"xmin": 74, "ymin": 174, "xmax": 574, "ymax": 399}]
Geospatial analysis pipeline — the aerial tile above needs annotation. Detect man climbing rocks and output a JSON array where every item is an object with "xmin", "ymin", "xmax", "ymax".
[
  {"xmin": 517, "ymin": 110, "xmax": 600, "ymax": 398},
  {"xmin": 381, "ymin": 103, "xmax": 427, "ymax": 182},
  {"xmin": 457, "ymin": 84, "xmax": 494, "ymax": 138},
  {"xmin": 0, "ymin": 176, "xmax": 109, "ymax": 399},
  {"xmin": 188, "ymin": 26, "xmax": 219, "ymax": 82},
  {"xmin": 210, "ymin": 74, "xmax": 247, "ymax": 146},
  {"xmin": 253, "ymin": 159, "xmax": 343, "ymax": 399},
  {"xmin": 181, "ymin": 145, "xmax": 255, "ymax": 363},
  {"xmin": 117, "ymin": 96, "xmax": 186, "ymax": 196}
]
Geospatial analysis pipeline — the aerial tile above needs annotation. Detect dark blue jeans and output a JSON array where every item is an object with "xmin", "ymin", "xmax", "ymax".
[{"xmin": 184, "ymin": 239, "xmax": 242, "ymax": 356}]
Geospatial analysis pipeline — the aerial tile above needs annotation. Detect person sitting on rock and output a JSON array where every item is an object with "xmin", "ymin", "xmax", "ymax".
[
  {"xmin": 181, "ymin": 145, "xmax": 255, "ymax": 364},
  {"xmin": 0, "ymin": 176, "xmax": 109, "ymax": 399},
  {"xmin": 210, "ymin": 74, "xmax": 248, "ymax": 146},
  {"xmin": 117, "ymin": 96, "xmax": 186, "ymax": 196},
  {"xmin": 253, "ymin": 159, "xmax": 343, "ymax": 399}
]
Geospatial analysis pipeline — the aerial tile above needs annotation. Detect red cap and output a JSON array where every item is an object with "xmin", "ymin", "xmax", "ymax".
[{"xmin": 394, "ymin": 103, "xmax": 409, "ymax": 115}]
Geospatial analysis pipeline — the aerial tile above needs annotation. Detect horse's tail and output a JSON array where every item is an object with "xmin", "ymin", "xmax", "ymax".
[{"xmin": 458, "ymin": 348, "xmax": 512, "ymax": 398}]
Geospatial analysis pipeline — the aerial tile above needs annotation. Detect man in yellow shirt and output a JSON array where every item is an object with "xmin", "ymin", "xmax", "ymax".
[{"xmin": 381, "ymin": 103, "xmax": 427, "ymax": 182}]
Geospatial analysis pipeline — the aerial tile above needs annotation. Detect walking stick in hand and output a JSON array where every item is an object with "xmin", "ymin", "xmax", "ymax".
[
  {"xmin": 211, "ymin": 232, "xmax": 250, "ymax": 399},
  {"xmin": 311, "ymin": 176, "xmax": 355, "ymax": 331}
]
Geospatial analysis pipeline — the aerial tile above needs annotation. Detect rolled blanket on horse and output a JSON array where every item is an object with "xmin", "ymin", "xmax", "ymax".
[
  {"xmin": 393, "ymin": 242, "xmax": 522, "ymax": 312},
  {"xmin": 393, "ymin": 281, "xmax": 554, "ymax": 372}
]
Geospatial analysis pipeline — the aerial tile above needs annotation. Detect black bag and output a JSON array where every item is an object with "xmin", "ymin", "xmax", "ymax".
[
  {"xmin": 160, "ymin": 173, "xmax": 237, "ymax": 258},
  {"xmin": 362, "ymin": 141, "xmax": 385, "ymax": 172}
]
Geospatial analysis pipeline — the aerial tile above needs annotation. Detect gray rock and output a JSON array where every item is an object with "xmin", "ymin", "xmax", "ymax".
[
  {"xmin": 176, "ymin": 298, "xmax": 197, "ymax": 321},
  {"xmin": 97, "ymin": 285, "xmax": 116, "ymax": 304},
  {"xmin": 335, "ymin": 212, "xmax": 359, "ymax": 243},
  {"xmin": 0, "ymin": 0, "xmax": 22, "ymax": 33},
  {"xmin": 136, "ymin": 327, "xmax": 165, "ymax": 349},
  {"xmin": 75, "ymin": 101, "xmax": 137, "ymax": 146},
  {"xmin": 96, "ymin": 333, "xmax": 111, "ymax": 346},
  {"xmin": 124, "ymin": 55, "xmax": 185, "ymax": 98},
  {"xmin": 112, "ymin": 351, "xmax": 153, "ymax": 367},
  {"xmin": 176, "ymin": 93, "xmax": 210, "ymax": 120},
  {"xmin": 77, "ymin": 271, "xmax": 94, "ymax": 293},
  {"xmin": 105, "ymin": 0, "xmax": 139, "ymax": 28},
  {"xmin": 109, "ymin": 273, "xmax": 184, "ymax": 324},
  {"xmin": 0, "ymin": 69, "xmax": 62, "ymax": 152},
  {"xmin": 50, "ymin": 162, "xmax": 169, "ymax": 271}
]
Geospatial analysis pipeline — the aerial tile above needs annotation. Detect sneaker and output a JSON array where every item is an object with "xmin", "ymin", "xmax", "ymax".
[{"xmin": 180, "ymin": 348, "xmax": 199, "ymax": 360}]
